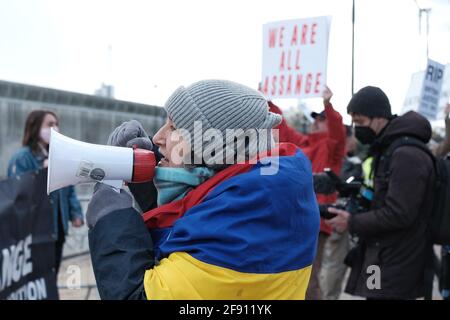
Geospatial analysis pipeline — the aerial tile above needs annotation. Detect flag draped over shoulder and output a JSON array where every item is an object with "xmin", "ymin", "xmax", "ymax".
[{"xmin": 142, "ymin": 143, "xmax": 320, "ymax": 299}]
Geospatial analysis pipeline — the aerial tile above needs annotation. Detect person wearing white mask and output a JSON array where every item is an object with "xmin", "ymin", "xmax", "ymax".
[{"xmin": 7, "ymin": 110, "xmax": 84, "ymax": 291}]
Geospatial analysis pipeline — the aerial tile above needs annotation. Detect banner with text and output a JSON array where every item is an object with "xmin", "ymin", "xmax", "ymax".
[
  {"xmin": 0, "ymin": 169, "xmax": 58, "ymax": 300},
  {"xmin": 261, "ymin": 16, "xmax": 331, "ymax": 99}
]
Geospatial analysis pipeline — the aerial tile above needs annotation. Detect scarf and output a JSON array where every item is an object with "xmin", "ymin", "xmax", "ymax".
[{"xmin": 153, "ymin": 166, "xmax": 216, "ymax": 206}]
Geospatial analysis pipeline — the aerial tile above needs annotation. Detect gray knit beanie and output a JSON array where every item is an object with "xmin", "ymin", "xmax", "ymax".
[{"xmin": 164, "ymin": 79, "xmax": 282, "ymax": 168}]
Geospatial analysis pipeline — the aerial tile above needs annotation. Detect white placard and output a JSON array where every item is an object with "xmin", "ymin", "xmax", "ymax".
[
  {"xmin": 261, "ymin": 16, "xmax": 331, "ymax": 100},
  {"xmin": 418, "ymin": 59, "xmax": 445, "ymax": 120}
]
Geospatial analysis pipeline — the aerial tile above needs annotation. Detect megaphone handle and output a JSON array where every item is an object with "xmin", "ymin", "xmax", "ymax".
[{"xmin": 102, "ymin": 180, "xmax": 124, "ymax": 191}]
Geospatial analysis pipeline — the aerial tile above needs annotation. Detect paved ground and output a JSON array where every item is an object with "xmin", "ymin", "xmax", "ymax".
[
  {"xmin": 58, "ymin": 252, "xmax": 100, "ymax": 300},
  {"xmin": 57, "ymin": 208, "xmax": 443, "ymax": 300},
  {"xmin": 57, "ymin": 251, "xmax": 442, "ymax": 300}
]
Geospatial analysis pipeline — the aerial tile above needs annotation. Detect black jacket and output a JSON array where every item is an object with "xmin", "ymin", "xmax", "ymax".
[
  {"xmin": 345, "ymin": 111, "xmax": 436, "ymax": 299},
  {"xmin": 89, "ymin": 143, "xmax": 161, "ymax": 300},
  {"xmin": 89, "ymin": 208, "xmax": 153, "ymax": 299}
]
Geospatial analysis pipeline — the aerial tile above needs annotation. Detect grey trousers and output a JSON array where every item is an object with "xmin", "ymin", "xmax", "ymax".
[
  {"xmin": 305, "ymin": 232, "xmax": 327, "ymax": 300},
  {"xmin": 319, "ymin": 230, "xmax": 350, "ymax": 300}
]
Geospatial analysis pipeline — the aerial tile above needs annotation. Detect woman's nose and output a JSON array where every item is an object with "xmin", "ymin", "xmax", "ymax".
[{"xmin": 153, "ymin": 127, "xmax": 165, "ymax": 147}]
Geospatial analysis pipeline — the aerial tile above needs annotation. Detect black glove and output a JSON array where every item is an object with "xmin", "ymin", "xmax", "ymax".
[{"xmin": 86, "ymin": 183, "xmax": 134, "ymax": 229}]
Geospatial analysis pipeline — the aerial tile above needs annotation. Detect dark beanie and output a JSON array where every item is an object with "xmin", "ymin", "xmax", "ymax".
[{"xmin": 347, "ymin": 86, "xmax": 392, "ymax": 119}]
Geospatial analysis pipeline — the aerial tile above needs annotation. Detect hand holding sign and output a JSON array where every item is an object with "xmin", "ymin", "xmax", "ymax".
[{"xmin": 322, "ymin": 85, "xmax": 333, "ymax": 106}]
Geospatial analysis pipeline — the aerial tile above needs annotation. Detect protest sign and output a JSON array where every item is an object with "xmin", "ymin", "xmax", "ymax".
[{"xmin": 261, "ymin": 16, "xmax": 331, "ymax": 99}]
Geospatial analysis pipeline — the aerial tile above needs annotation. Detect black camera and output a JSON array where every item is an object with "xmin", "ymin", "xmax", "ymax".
[
  {"xmin": 314, "ymin": 168, "xmax": 373, "ymax": 219},
  {"xmin": 318, "ymin": 204, "xmax": 343, "ymax": 220}
]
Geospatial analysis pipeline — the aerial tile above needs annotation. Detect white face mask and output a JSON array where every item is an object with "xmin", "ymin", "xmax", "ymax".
[{"xmin": 40, "ymin": 126, "xmax": 59, "ymax": 145}]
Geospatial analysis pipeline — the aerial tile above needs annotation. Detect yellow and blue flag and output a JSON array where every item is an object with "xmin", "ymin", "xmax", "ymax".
[{"xmin": 142, "ymin": 143, "xmax": 320, "ymax": 299}]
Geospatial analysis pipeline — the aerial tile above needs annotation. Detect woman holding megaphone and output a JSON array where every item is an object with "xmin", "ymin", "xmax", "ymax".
[
  {"xmin": 87, "ymin": 80, "xmax": 320, "ymax": 300},
  {"xmin": 7, "ymin": 110, "xmax": 84, "ymax": 282}
]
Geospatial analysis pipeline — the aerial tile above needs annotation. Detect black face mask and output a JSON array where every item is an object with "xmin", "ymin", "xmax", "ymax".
[{"xmin": 354, "ymin": 125, "xmax": 377, "ymax": 145}]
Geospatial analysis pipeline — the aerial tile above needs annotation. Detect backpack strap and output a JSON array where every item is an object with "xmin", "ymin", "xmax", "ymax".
[
  {"xmin": 376, "ymin": 136, "xmax": 436, "ymax": 181},
  {"xmin": 374, "ymin": 135, "xmax": 438, "ymax": 238}
]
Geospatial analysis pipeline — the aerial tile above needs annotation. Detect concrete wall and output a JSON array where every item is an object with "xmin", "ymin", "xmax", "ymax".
[
  {"xmin": 0, "ymin": 93, "xmax": 166, "ymax": 180},
  {"xmin": 0, "ymin": 81, "xmax": 166, "ymax": 258}
]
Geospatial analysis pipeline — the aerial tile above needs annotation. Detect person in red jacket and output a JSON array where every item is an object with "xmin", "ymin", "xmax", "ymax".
[{"xmin": 268, "ymin": 86, "xmax": 346, "ymax": 300}]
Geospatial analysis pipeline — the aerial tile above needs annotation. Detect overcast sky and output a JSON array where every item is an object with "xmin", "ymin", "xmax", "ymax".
[{"xmin": 1, "ymin": 0, "xmax": 449, "ymax": 124}]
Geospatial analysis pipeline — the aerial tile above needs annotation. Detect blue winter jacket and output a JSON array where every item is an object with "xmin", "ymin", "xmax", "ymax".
[{"xmin": 7, "ymin": 146, "xmax": 83, "ymax": 237}]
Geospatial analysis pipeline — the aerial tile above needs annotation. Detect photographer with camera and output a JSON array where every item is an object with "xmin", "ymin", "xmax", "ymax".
[{"xmin": 325, "ymin": 86, "xmax": 436, "ymax": 300}]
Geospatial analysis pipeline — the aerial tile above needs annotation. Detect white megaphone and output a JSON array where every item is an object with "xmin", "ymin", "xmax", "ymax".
[{"xmin": 47, "ymin": 128, "xmax": 156, "ymax": 194}]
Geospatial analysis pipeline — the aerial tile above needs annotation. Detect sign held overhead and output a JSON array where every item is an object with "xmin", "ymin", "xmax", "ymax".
[
  {"xmin": 261, "ymin": 16, "xmax": 331, "ymax": 100},
  {"xmin": 418, "ymin": 59, "xmax": 445, "ymax": 120}
]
